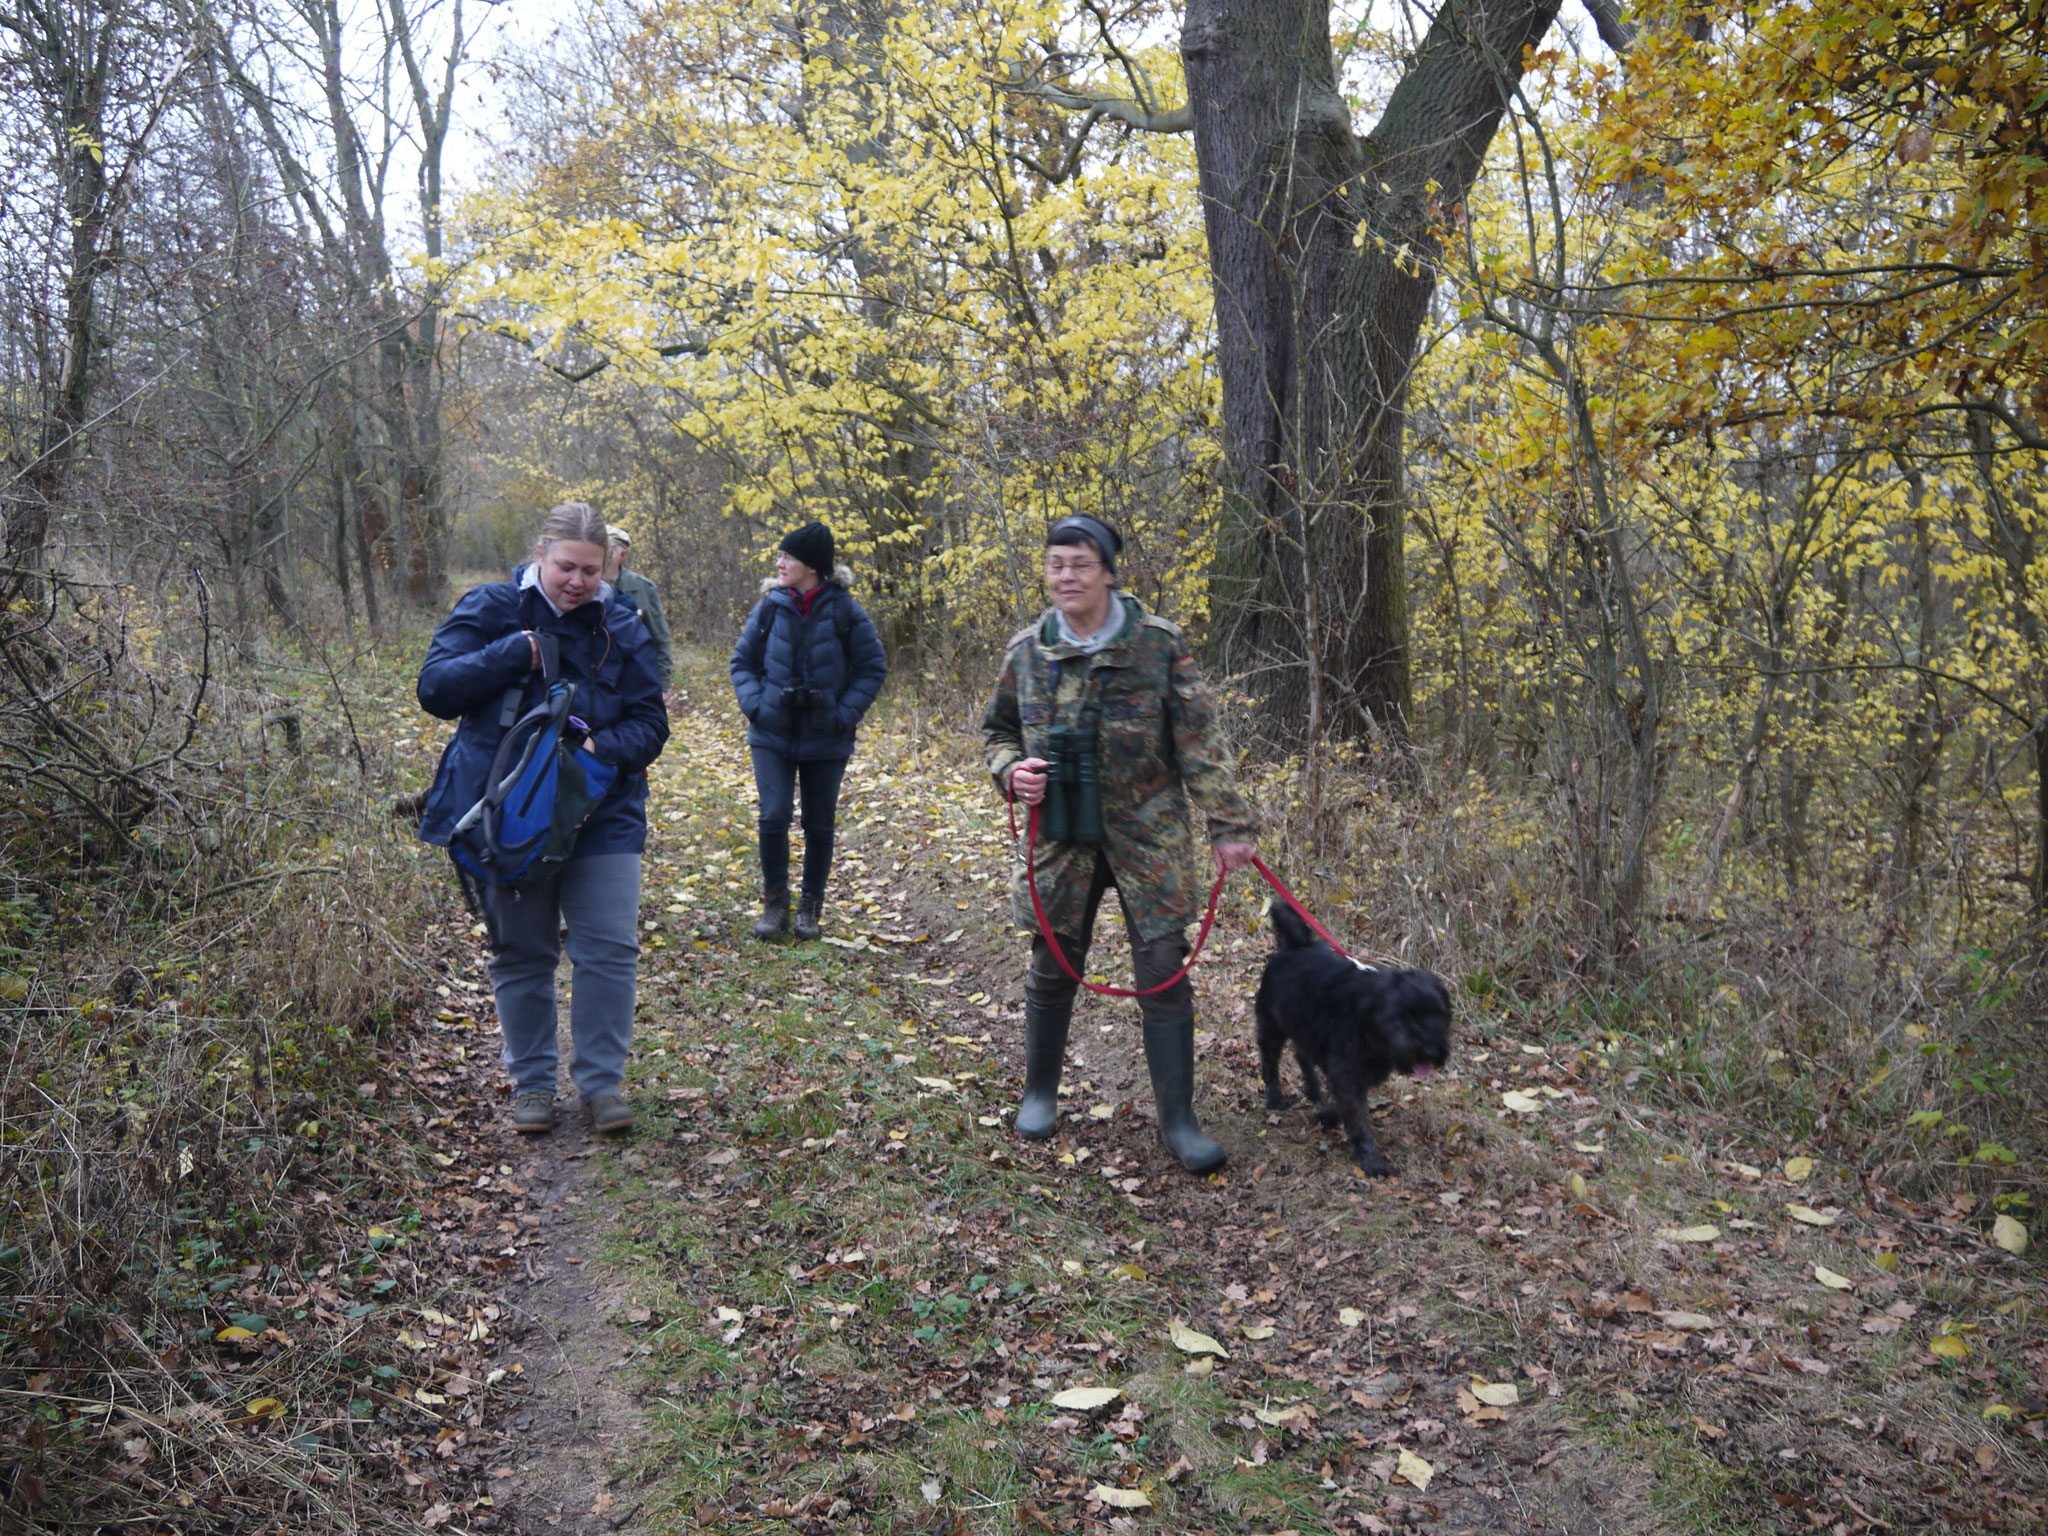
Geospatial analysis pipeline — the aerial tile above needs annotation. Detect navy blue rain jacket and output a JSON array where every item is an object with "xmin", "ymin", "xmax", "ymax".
[
  {"xmin": 416, "ymin": 580, "xmax": 671, "ymax": 856},
  {"xmin": 730, "ymin": 574, "xmax": 887, "ymax": 761}
]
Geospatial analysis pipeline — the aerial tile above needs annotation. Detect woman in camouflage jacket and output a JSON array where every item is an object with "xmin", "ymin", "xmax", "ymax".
[{"xmin": 982, "ymin": 516, "xmax": 1258, "ymax": 1173}]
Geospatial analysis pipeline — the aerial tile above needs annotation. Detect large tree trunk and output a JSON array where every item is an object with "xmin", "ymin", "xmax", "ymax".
[{"xmin": 1181, "ymin": 0, "xmax": 1560, "ymax": 740}]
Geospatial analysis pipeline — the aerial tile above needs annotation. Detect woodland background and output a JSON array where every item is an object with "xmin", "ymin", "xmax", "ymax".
[{"xmin": 0, "ymin": 0, "xmax": 2043, "ymax": 1527}]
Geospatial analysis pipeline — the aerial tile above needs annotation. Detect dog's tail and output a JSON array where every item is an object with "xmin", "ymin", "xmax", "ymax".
[{"xmin": 1269, "ymin": 900, "xmax": 1320, "ymax": 950}]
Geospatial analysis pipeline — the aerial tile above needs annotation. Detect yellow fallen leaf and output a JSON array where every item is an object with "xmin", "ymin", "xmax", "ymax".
[
  {"xmin": 1050, "ymin": 1386, "xmax": 1122, "ymax": 1411},
  {"xmin": 1569, "ymin": 1173, "xmax": 1587, "ymax": 1199},
  {"xmin": 215, "ymin": 1326, "xmax": 255, "ymax": 1342},
  {"xmin": 1500, "ymin": 1090, "xmax": 1542, "ymax": 1113},
  {"xmin": 1783, "ymin": 1156, "xmax": 1814, "ymax": 1181},
  {"xmin": 1184, "ymin": 1357, "xmax": 1215, "ymax": 1378},
  {"xmin": 1241, "ymin": 1324, "xmax": 1275, "ymax": 1340},
  {"xmin": 1654, "ymin": 1310, "xmax": 1714, "ymax": 1331},
  {"xmin": 976, "ymin": 1115, "xmax": 1001, "ymax": 1127},
  {"xmin": 1255, "ymin": 1403, "xmax": 1314, "ymax": 1427},
  {"xmin": 1396, "ymin": 1448, "xmax": 1434, "ymax": 1491},
  {"xmin": 1110, "ymin": 1262, "xmax": 1147, "ymax": 1281},
  {"xmin": 1572, "ymin": 1140, "xmax": 1604, "ymax": 1154},
  {"xmin": 1983, "ymin": 1403, "xmax": 2016, "ymax": 1420},
  {"xmin": 1169, "ymin": 1319, "xmax": 1228, "ymax": 1358},
  {"xmin": 1992, "ymin": 1214, "xmax": 2028, "ymax": 1254},
  {"xmin": 1786, "ymin": 1204, "xmax": 1834, "ymax": 1226},
  {"xmin": 1929, "ymin": 1332, "xmax": 1969, "ymax": 1360},
  {"xmin": 912, "ymin": 1076, "xmax": 954, "ymax": 1093},
  {"xmin": 1469, "ymin": 1380, "xmax": 1519, "ymax": 1407},
  {"xmin": 1338, "ymin": 1307, "xmax": 1366, "ymax": 1329},
  {"xmin": 1813, "ymin": 1264, "xmax": 1853, "ymax": 1291},
  {"xmin": 414, "ymin": 1389, "xmax": 447, "ymax": 1406},
  {"xmin": 244, "ymin": 1397, "xmax": 283, "ymax": 1417},
  {"xmin": 1088, "ymin": 1103, "xmax": 1114, "ymax": 1120},
  {"xmin": 1093, "ymin": 1485, "xmax": 1151, "ymax": 1509},
  {"xmin": 1656, "ymin": 1224, "xmax": 1721, "ymax": 1243}
]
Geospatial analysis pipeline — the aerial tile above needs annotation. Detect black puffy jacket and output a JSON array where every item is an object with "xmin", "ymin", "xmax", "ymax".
[{"xmin": 730, "ymin": 568, "xmax": 887, "ymax": 762}]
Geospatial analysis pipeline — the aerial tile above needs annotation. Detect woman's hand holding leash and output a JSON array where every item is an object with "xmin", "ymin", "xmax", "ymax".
[
  {"xmin": 1214, "ymin": 841, "xmax": 1255, "ymax": 873},
  {"xmin": 1007, "ymin": 757, "xmax": 1049, "ymax": 807}
]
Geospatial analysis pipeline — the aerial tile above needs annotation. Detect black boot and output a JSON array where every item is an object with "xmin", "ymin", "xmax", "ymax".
[
  {"xmin": 793, "ymin": 893, "xmax": 824, "ymax": 941},
  {"xmin": 1014, "ymin": 997, "xmax": 1072, "ymax": 1140},
  {"xmin": 1142, "ymin": 1018, "xmax": 1226, "ymax": 1173},
  {"xmin": 751, "ymin": 889, "xmax": 789, "ymax": 940}
]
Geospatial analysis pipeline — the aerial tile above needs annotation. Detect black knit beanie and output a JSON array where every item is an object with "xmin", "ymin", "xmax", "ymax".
[{"xmin": 779, "ymin": 520, "xmax": 835, "ymax": 575}]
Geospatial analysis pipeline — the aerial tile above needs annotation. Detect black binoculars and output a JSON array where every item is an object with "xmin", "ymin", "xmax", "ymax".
[
  {"xmin": 1039, "ymin": 723, "xmax": 1104, "ymax": 844},
  {"xmin": 782, "ymin": 685, "xmax": 822, "ymax": 711}
]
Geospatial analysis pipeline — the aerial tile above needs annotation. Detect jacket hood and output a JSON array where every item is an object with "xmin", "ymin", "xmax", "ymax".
[{"xmin": 759, "ymin": 562, "xmax": 855, "ymax": 597}]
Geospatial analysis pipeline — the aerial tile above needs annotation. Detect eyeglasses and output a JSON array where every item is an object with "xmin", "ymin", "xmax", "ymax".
[{"xmin": 1044, "ymin": 559, "xmax": 1103, "ymax": 577}]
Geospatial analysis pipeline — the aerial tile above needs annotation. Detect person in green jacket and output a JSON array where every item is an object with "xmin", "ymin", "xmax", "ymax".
[
  {"xmin": 605, "ymin": 526, "xmax": 674, "ymax": 687},
  {"xmin": 982, "ymin": 515, "xmax": 1258, "ymax": 1173}
]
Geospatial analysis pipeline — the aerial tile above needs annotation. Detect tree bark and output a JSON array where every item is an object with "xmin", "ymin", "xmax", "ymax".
[{"xmin": 1180, "ymin": 0, "xmax": 1559, "ymax": 740}]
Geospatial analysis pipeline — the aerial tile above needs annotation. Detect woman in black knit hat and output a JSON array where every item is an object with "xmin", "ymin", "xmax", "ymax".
[{"xmin": 729, "ymin": 522, "xmax": 888, "ymax": 940}]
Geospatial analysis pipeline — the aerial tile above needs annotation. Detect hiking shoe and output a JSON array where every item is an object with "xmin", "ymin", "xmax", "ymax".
[
  {"xmin": 511, "ymin": 1092, "xmax": 556, "ymax": 1135},
  {"xmin": 793, "ymin": 893, "xmax": 824, "ymax": 942},
  {"xmin": 583, "ymin": 1091, "xmax": 635, "ymax": 1135},
  {"xmin": 752, "ymin": 889, "xmax": 790, "ymax": 940}
]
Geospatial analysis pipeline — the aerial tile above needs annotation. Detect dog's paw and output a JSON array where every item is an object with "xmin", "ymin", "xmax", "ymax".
[
  {"xmin": 1354, "ymin": 1153, "xmax": 1394, "ymax": 1178},
  {"xmin": 1313, "ymin": 1104, "xmax": 1343, "ymax": 1127},
  {"xmin": 1262, "ymin": 1086, "xmax": 1289, "ymax": 1110}
]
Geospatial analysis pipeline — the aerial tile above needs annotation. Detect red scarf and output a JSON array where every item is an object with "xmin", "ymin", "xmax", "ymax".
[{"xmin": 791, "ymin": 583, "xmax": 823, "ymax": 617}]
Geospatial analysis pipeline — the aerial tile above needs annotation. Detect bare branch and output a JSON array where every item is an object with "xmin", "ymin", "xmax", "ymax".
[{"xmin": 992, "ymin": 62, "xmax": 1190, "ymax": 134}]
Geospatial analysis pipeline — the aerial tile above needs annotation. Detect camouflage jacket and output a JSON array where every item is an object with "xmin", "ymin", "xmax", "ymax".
[{"xmin": 982, "ymin": 595, "xmax": 1258, "ymax": 944}]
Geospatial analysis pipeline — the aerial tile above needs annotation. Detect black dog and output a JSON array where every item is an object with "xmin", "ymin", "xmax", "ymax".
[{"xmin": 1255, "ymin": 904, "xmax": 1452, "ymax": 1176}]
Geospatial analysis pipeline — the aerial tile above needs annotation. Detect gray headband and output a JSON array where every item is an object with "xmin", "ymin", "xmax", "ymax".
[{"xmin": 1047, "ymin": 515, "xmax": 1122, "ymax": 572}]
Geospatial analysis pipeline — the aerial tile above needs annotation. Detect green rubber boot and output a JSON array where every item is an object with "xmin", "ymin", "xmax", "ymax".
[
  {"xmin": 1014, "ymin": 997, "xmax": 1072, "ymax": 1141},
  {"xmin": 1142, "ymin": 1018, "xmax": 1226, "ymax": 1173}
]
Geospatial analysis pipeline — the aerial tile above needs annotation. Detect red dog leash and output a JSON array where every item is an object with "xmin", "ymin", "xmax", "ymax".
[{"xmin": 1007, "ymin": 793, "xmax": 1355, "ymax": 997}]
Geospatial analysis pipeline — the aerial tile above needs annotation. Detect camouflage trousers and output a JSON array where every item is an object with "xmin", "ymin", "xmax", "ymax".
[{"xmin": 1024, "ymin": 852, "xmax": 1192, "ymax": 1025}]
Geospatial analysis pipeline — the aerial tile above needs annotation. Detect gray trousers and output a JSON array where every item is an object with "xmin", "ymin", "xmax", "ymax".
[
  {"xmin": 1025, "ymin": 852, "xmax": 1192, "ymax": 1025},
  {"xmin": 484, "ymin": 852, "xmax": 641, "ymax": 1100}
]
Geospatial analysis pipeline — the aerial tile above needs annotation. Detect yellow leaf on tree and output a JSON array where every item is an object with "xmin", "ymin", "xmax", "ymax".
[{"xmin": 1169, "ymin": 1319, "xmax": 1228, "ymax": 1357}]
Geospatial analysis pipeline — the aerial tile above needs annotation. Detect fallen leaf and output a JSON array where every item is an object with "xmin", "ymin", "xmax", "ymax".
[
  {"xmin": 1929, "ymin": 1333, "xmax": 1970, "ymax": 1360},
  {"xmin": 912, "ymin": 1076, "xmax": 955, "ymax": 1093},
  {"xmin": 1572, "ymin": 1140, "xmax": 1605, "ymax": 1153},
  {"xmin": 1569, "ymin": 1172, "xmax": 1587, "ymax": 1199},
  {"xmin": 1656, "ymin": 1224, "xmax": 1720, "ymax": 1243},
  {"xmin": 1786, "ymin": 1204, "xmax": 1834, "ymax": 1226},
  {"xmin": 1050, "ymin": 1386, "xmax": 1122, "ymax": 1412},
  {"xmin": 215, "ymin": 1326, "xmax": 256, "ymax": 1342},
  {"xmin": 1093, "ymin": 1485, "xmax": 1151, "ymax": 1509},
  {"xmin": 1255, "ymin": 1404, "xmax": 1313, "ymax": 1428},
  {"xmin": 1088, "ymin": 1103, "xmax": 1114, "ymax": 1120},
  {"xmin": 1470, "ymin": 1380, "xmax": 1519, "ymax": 1407},
  {"xmin": 1109, "ymin": 1262, "xmax": 1147, "ymax": 1281},
  {"xmin": 414, "ymin": 1389, "xmax": 447, "ymax": 1406},
  {"xmin": 1691, "ymin": 1416, "xmax": 1726, "ymax": 1440},
  {"xmin": 1813, "ymin": 1264, "xmax": 1853, "ymax": 1291},
  {"xmin": 921, "ymin": 1478, "xmax": 942, "ymax": 1505},
  {"xmin": 1500, "ymin": 1091, "xmax": 1542, "ymax": 1113},
  {"xmin": 1653, "ymin": 1310, "xmax": 1714, "ymax": 1331},
  {"xmin": 704, "ymin": 1148, "xmax": 738, "ymax": 1166},
  {"xmin": 244, "ymin": 1397, "xmax": 283, "ymax": 1418},
  {"xmin": 1783, "ymin": 1156, "xmax": 1815, "ymax": 1181},
  {"xmin": 1169, "ymin": 1319, "xmax": 1228, "ymax": 1358},
  {"xmin": 1338, "ymin": 1307, "xmax": 1366, "ymax": 1329},
  {"xmin": 976, "ymin": 1115, "xmax": 1001, "ymax": 1127},
  {"xmin": 1395, "ymin": 1448, "xmax": 1434, "ymax": 1491},
  {"xmin": 1861, "ymin": 1315, "xmax": 1903, "ymax": 1335},
  {"xmin": 1183, "ymin": 1357, "xmax": 1215, "ymax": 1378},
  {"xmin": 1241, "ymin": 1324, "xmax": 1275, "ymax": 1340},
  {"xmin": 1991, "ymin": 1214, "xmax": 2028, "ymax": 1254}
]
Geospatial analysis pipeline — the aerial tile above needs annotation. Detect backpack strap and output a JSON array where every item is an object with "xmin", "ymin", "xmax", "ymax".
[{"xmin": 496, "ymin": 629, "xmax": 560, "ymax": 727}]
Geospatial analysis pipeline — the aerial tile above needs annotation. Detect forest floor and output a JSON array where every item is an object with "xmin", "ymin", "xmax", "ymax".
[{"xmin": 361, "ymin": 656, "xmax": 2044, "ymax": 1536}]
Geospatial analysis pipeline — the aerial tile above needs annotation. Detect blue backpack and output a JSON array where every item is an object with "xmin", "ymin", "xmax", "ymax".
[{"xmin": 449, "ymin": 632, "xmax": 618, "ymax": 904}]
